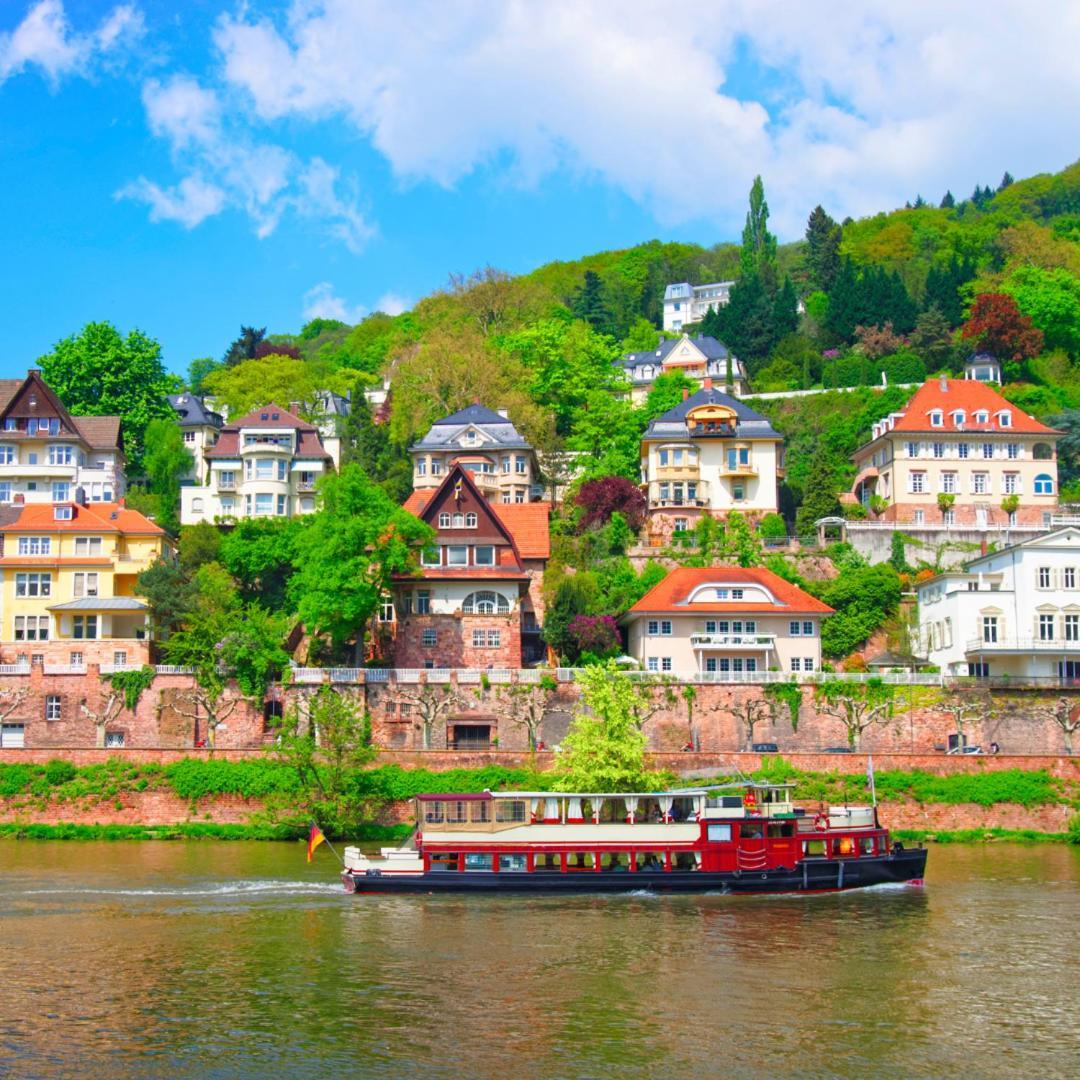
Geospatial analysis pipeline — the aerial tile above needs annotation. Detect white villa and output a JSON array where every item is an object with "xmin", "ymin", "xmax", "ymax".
[
  {"xmin": 617, "ymin": 334, "xmax": 748, "ymax": 403},
  {"xmin": 622, "ymin": 566, "xmax": 833, "ymax": 678},
  {"xmin": 915, "ymin": 527, "xmax": 1080, "ymax": 681},
  {"xmin": 663, "ymin": 282, "xmax": 733, "ymax": 333}
]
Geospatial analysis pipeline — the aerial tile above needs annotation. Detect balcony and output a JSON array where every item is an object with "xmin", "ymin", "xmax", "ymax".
[
  {"xmin": 718, "ymin": 462, "xmax": 758, "ymax": 478},
  {"xmin": 965, "ymin": 635, "xmax": 1080, "ymax": 654},
  {"xmin": 648, "ymin": 480, "xmax": 710, "ymax": 508},
  {"xmin": 654, "ymin": 464, "xmax": 702, "ymax": 482},
  {"xmin": 0, "ymin": 462, "xmax": 78, "ymax": 478},
  {"xmin": 216, "ymin": 479, "xmax": 237, "ymax": 492},
  {"xmin": 691, "ymin": 633, "xmax": 777, "ymax": 650},
  {"xmin": 296, "ymin": 479, "xmax": 317, "ymax": 492}
]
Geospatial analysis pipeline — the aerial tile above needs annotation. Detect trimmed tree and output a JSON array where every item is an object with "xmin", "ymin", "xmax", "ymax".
[{"xmin": 813, "ymin": 678, "xmax": 895, "ymax": 750}]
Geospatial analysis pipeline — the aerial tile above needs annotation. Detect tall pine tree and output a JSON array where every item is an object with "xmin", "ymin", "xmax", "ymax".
[
  {"xmin": 805, "ymin": 205, "xmax": 842, "ymax": 292},
  {"xmin": 740, "ymin": 176, "xmax": 778, "ymax": 289},
  {"xmin": 571, "ymin": 271, "xmax": 611, "ymax": 335}
]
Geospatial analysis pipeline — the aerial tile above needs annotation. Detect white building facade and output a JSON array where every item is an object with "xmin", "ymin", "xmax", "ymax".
[
  {"xmin": 916, "ymin": 527, "xmax": 1080, "ymax": 681},
  {"xmin": 180, "ymin": 405, "xmax": 333, "ymax": 524},
  {"xmin": 617, "ymin": 334, "xmax": 748, "ymax": 402},
  {"xmin": 663, "ymin": 282, "xmax": 734, "ymax": 333}
]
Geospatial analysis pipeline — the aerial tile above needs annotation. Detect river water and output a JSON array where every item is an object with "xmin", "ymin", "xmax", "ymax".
[{"xmin": 1, "ymin": 841, "xmax": 1077, "ymax": 1078}]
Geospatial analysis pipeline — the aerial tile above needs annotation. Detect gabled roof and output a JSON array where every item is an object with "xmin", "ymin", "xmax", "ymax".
[
  {"xmin": 402, "ymin": 470, "xmax": 551, "ymax": 560},
  {"xmin": 168, "ymin": 393, "xmax": 223, "ymax": 429},
  {"xmin": 644, "ymin": 387, "xmax": 780, "ymax": 441},
  {"xmin": 411, "ymin": 404, "xmax": 533, "ymax": 453},
  {"xmin": 620, "ymin": 335, "xmax": 732, "ymax": 370},
  {"xmin": 71, "ymin": 416, "xmax": 123, "ymax": 450},
  {"xmin": 203, "ymin": 402, "xmax": 331, "ymax": 461},
  {"xmin": 624, "ymin": 567, "xmax": 834, "ymax": 617},
  {"xmin": 0, "ymin": 501, "xmax": 165, "ymax": 536},
  {"xmin": 879, "ymin": 378, "xmax": 1059, "ymax": 436},
  {"xmin": 0, "ymin": 370, "xmax": 123, "ymax": 452}
]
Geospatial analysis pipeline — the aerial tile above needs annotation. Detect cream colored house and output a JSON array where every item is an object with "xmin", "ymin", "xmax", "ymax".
[
  {"xmin": 0, "ymin": 370, "xmax": 125, "ymax": 507},
  {"xmin": 641, "ymin": 383, "xmax": 783, "ymax": 537},
  {"xmin": 410, "ymin": 404, "xmax": 542, "ymax": 505},
  {"xmin": 617, "ymin": 334, "xmax": 748, "ymax": 403},
  {"xmin": 168, "ymin": 394, "xmax": 222, "ymax": 484},
  {"xmin": 915, "ymin": 527, "xmax": 1080, "ymax": 680},
  {"xmin": 180, "ymin": 404, "xmax": 334, "ymax": 524},
  {"xmin": 622, "ymin": 567, "xmax": 833, "ymax": 679},
  {"xmin": 851, "ymin": 376, "xmax": 1060, "ymax": 528}
]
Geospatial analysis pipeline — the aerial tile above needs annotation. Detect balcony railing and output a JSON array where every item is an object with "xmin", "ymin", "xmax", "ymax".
[
  {"xmin": 690, "ymin": 633, "xmax": 776, "ymax": 649},
  {"xmin": 965, "ymin": 635, "xmax": 1080, "ymax": 653}
]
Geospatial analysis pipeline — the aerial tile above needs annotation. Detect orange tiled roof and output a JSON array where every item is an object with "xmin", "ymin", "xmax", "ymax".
[
  {"xmin": 0, "ymin": 502, "xmax": 165, "ymax": 535},
  {"xmin": 884, "ymin": 379, "xmax": 1059, "ymax": 436},
  {"xmin": 402, "ymin": 490, "xmax": 551, "ymax": 560},
  {"xmin": 626, "ymin": 566, "xmax": 834, "ymax": 616}
]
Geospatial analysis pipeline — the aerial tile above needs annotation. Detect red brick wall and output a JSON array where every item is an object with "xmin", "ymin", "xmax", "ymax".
[
  {"xmin": 392, "ymin": 613, "xmax": 522, "ymax": 668},
  {"xmin": 0, "ymin": 640, "xmax": 152, "ymax": 666},
  {"xmin": 881, "ymin": 502, "xmax": 1048, "ymax": 526}
]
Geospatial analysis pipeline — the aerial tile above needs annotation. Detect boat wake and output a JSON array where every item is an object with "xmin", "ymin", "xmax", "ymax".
[{"xmin": 21, "ymin": 880, "xmax": 343, "ymax": 898}]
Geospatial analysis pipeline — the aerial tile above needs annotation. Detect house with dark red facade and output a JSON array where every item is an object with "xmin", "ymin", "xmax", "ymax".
[{"xmin": 394, "ymin": 466, "xmax": 550, "ymax": 668}]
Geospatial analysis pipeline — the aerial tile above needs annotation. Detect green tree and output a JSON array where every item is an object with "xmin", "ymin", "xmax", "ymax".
[
  {"xmin": 910, "ymin": 306, "xmax": 955, "ymax": 370},
  {"xmin": 187, "ymin": 357, "xmax": 221, "ymax": 394},
  {"xmin": 1001, "ymin": 266, "xmax": 1080, "ymax": 358},
  {"xmin": 290, "ymin": 465, "xmax": 433, "ymax": 658},
  {"xmin": 136, "ymin": 557, "xmax": 195, "ymax": 640},
  {"xmin": 939, "ymin": 190, "xmax": 955, "ymax": 209},
  {"xmin": 339, "ymin": 382, "xmax": 412, "ymax": 501},
  {"xmin": 267, "ymin": 686, "xmax": 377, "ymax": 836},
  {"xmin": 202, "ymin": 354, "xmax": 358, "ymax": 419},
  {"xmin": 543, "ymin": 572, "xmax": 600, "ymax": 661},
  {"xmin": 814, "ymin": 679, "xmax": 894, "ymax": 749},
  {"xmin": 178, "ymin": 522, "xmax": 222, "ymax": 574},
  {"xmin": 141, "ymin": 418, "xmax": 193, "ymax": 533},
  {"xmin": 571, "ymin": 271, "xmax": 612, "ymax": 335},
  {"xmin": 804, "ymin": 205, "xmax": 842, "ymax": 291},
  {"xmin": 718, "ymin": 270, "xmax": 776, "ymax": 364},
  {"xmin": 565, "ymin": 389, "xmax": 641, "ymax": 481},
  {"xmin": 772, "ymin": 276, "xmax": 800, "ymax": 340},
  {"xmin": 642, "ymin": 371, "xmax": 698, "ymax": 421},
  {"xmin": 740, "ymin": 175, "xmax": 778, "ymax": 287},
  {"xmin": 38, "ymin": 321, "xmax": 174, "ymax": 468},
  {"xmin": 223, "ymin": 325, "xmax": 267, "ymax": 366},
  {"xmin": 794, "ymin": 451, "xmax": 841, "ymax": 536},
  {"xmin": 552, "ymin": 661, "xmax": 666, "ymax": 791},
  {"xmin": 219, "ymin": 517, "xmax": 304, "ymax": 612}
]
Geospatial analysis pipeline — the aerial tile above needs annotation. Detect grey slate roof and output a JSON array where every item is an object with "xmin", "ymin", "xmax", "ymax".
[
  {"xmin": 644, "ymin": 387, "xmax": 781, "ymax": 441},
  {"xmin": 619, "ymin": 335, "xmax": 732, "ymax": 370},
  {"xmin": 47, "ymin": 597, "xmax": 148, "ymax": 611},
  {"xmin": 169, "ymin": 394, "xmax": 223, "ymax": 429},
  {"xmin": 412, "ymin": 405, "xmax": 533, "ymax": 452}
]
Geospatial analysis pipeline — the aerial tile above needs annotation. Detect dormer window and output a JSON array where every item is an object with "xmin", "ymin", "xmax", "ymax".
[
  {"xmin": 929, "ymin": 410, "xmax": 943, "ymax": 427},
  {"xmin": 974, "ymin": 410, "xmax": 989, "ymax": 424},
  {"xmin": 951, "ymin": 410, "xmax": 965, "ymax": 426},
  {"xmin": 260, "ymin": 413, "xmax": 269, "ymax": 420},
  {"xmin": 54, "ymin": 505, "xmax": 73, "ymax": 521},
  {"xmin": 998, "ymin": 410, "xmax": 1012, "ymax": 428}
]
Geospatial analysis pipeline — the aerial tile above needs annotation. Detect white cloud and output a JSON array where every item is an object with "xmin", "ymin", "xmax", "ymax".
[
  {"xmin": 302, "ymin": 282, "xmax": 367, "ymax": 323},
  {"xmin": 210, "ymin": 0, "xmax": 1080, "ymax": 236},
  {"xmin": 122, "ymin": 73, "xmax": 371, "ymax": 246},
  {"xmin": 116, "ymin": 174, "xmax": 226, "ymax": 228},
  {"xmin": 375, "ymin": 292, "xmax": 409, "ymax": 316},
  {"xmin": 0, "ymin": 0, "xmax": 143, "ymax": 85}
]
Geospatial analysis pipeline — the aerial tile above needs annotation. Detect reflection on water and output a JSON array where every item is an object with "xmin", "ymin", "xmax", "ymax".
[{"xmin": 1, "ymin": 841, "xmax": 1078, "ymax": 1078}]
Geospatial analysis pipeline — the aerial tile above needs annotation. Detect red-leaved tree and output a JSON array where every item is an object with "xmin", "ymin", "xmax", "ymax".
[
  {"xmin": 575, "ymin": 476, "xmax": 647, "ymax": 531},
  {"xmin": 961, "ymin": 293, "xmax": 1044, "ymax": 362},
  {"xmin": 567, "ymin": 615, "xmax": 622, "ymax": 661}
]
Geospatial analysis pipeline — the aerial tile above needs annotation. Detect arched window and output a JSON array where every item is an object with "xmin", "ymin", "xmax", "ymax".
[
  {"xmin": 439, "ymin": 512, "xmax": 451, "ymax": 527},
  {"xmin": 465, "ymin": 512, "xmax": 477, "ymax": 528},
  {"xmin": 1034, "ymin": 473, "xmax": 1055, "ymax": 495},
  {"xmin": 462, "ymin": 590, "xmax": 510, "ymax": 615}
]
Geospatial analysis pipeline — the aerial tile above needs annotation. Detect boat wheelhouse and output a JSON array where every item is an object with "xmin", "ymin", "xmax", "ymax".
[{"xmin": 341, "ymin": 783, "xmax": 926, "ymax": 895}]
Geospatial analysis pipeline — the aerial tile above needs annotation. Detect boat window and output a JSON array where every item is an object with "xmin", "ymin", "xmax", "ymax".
[
  {"xmin": 495, "ymin": 800, "xmax": 527, "ymax": 823},
  {"xmin": 598, "ymin": 853, "xmax": 630, "ymax": 872},
  {"xmin": 423, "ymin": 801, "xmax": 445, "ymax": 824},
  {"xmin": 707, "ymin": 823, "xmax": 733, "ymax": 843},
  {"xmin": 464, "ymin": 853, "xmax": 493, "ymax": 872},
  {"xmin": 802, "ymin": 839, "xmax": 826, "ymax": 857},
  {"xmin": 833, "ymin": 836, "xmax": 856, "ymax": 858},
  {"xmin": 859, "ymin": 837, "xmax": 876, "ymax": 856},
  {"xmin": 499, "ymin": 854, "xmax": 527, "ymax": 872},
  {"xmin": 469, "ymin": 801, "xmax": 491, "ymax": 824},
  {"xmin": 767, "ymin": 823, "xmax": 795, "ymax": 838},
  {"xmin": 430, "ymin": 852, "xmax": 459, "ymax": 871},
  {"xmin": 672, "ymin": 852, "xmax": 700, "ymax": 871},
  {"xmin": 446, "ymin": 801, "xmax": 468, "ymax": 825},
  {"xmin": 533, "ymin": 853, "xmax": 562, "ymax": 873},
  {"xmin": 740, "ymin": 823, "xmax": 764, "ymax": 840},
  {"xmin": 566, "ymin": 852, "xmax": 596, "ymax": 872},
  {"xmin": 637, "ymin": 851, "xmax": 666, "ymax": 872}
]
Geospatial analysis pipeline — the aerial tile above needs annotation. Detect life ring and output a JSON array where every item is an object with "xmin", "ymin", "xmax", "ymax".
[{"xmin": 814, "ymin": 814, "xmax": 829, "ymax": 831}]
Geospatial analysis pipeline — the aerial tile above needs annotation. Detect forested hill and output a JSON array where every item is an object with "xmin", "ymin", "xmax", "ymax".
[{"xmin": 44, "ymin": 159, "xmax": 1080, "ymax": 525}]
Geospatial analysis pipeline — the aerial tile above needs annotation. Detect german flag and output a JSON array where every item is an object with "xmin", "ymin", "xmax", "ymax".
[{"xmin": 307, "ymin": 823, "xmax": 326, "ymax": 862}]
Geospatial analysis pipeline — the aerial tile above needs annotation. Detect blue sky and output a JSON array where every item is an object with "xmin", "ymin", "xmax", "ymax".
[{"xmin": 2, "ymin": 1, "xmax": 1078, "ymax": 380}]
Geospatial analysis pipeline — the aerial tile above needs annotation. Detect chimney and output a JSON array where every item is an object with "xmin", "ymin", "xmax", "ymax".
[
  {"xmin": 980, "ymin": 540, "xmax": 988, "ymax": 556},
  {"xmin": 289, "ymin": 401, "xmax": 301, "ymax": 414},
  {"xmin": 682, "ymin": 388, "xmax": 690, "ymax": 401},
  {"xmin": 703, "ymin": 377, "xmax": 713, "ymax": 391},
  {"xmin": 939, "ymin": 374, "xmax": 948, "ymax": 392}
]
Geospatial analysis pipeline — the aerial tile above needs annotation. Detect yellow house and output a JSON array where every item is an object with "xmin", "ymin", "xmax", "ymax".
[{"xmin": 0, "ymin": 500, "xmax": 171, "ymax": 658}]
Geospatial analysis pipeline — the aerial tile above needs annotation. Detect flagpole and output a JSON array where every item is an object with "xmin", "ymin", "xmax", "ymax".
[{"xmin": 309, "ymin": 821, "xmax": 345, "ymax": 867}]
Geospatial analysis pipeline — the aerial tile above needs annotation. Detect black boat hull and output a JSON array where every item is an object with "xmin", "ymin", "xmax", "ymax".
[{"xmin": 342, "ymin": 848, "xmax": 927, "ymax": 895}]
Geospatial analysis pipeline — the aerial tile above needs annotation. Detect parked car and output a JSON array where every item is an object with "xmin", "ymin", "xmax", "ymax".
[
  {"xmin": 751, "ymin": 742, "xmax": 779, "ymax": 753},
  {"xmin": 946, "ymin": 744, "xmax": 983, "ymax": 755},
  {"xmin": 822, "ymin": 746, "xmax": 853, "ymax": 753}
]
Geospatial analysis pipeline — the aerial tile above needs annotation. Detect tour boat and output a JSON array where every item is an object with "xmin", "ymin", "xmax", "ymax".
[{"xmin": 341, "ymin": 782, "xmax": 927, "ymax": 895}]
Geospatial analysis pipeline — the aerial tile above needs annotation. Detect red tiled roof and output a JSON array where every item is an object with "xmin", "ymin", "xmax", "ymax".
[
  {"xmin": 230, "ymin": 403, "xmax": 314, "ymax": 429},
  {"xmin": 884, "ymin": 379, "xmax": 1059, "ymax": 436},
  {"xmin": 392, "ymin": 569, "xmax": 530, "ymax": 581},
  {"xmin": 71, "ymin": 415, "xmax": 122, "ymax": 450},
  {"xmin": 626, "ymin": 566, "xmax": 833, "ymax": 617},
  {"xmin": 402, "ymin": 490, "xmax": 551, "ymax": 559},
  {"xmin": 0, "ymin": 502, "xmax": 165, "ymax": 535},
  {"xmin": 204, "ymin": 402, "xmax": 331, "ymax": 460}
]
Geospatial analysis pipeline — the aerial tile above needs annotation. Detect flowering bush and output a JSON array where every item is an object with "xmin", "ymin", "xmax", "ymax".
[
  {"xmin": 567, "ymin": 614, "xmax": 621, "ymax": 662},
  {"xmin": 575, "ymin": 476, "xmax": 646, "ymax": 532}
]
